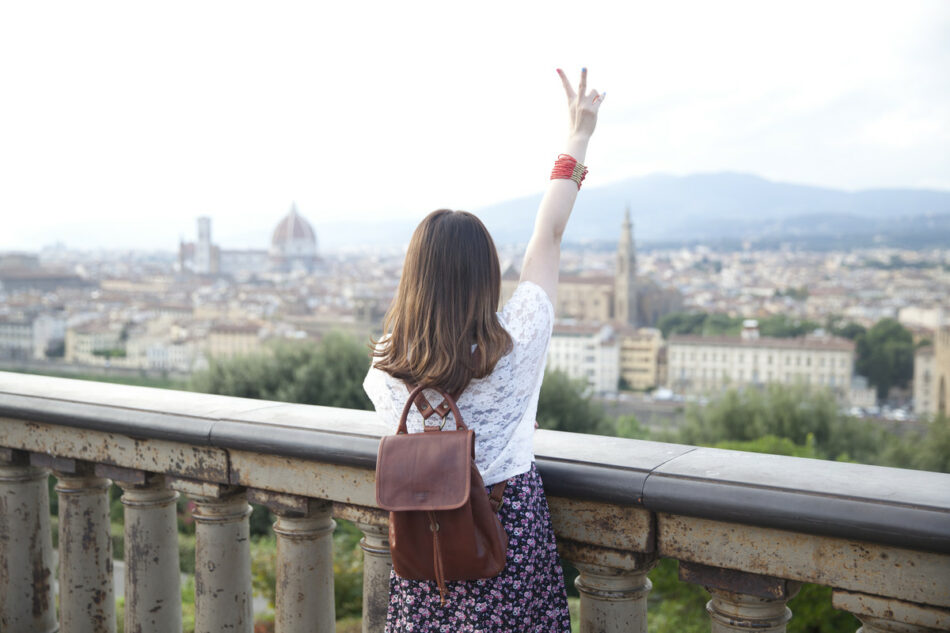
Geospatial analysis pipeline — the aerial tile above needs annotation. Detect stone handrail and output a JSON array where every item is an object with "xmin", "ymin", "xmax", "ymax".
[{"xmin": 0, "ymin": 370, "xmax": 948, "ymax": 633}]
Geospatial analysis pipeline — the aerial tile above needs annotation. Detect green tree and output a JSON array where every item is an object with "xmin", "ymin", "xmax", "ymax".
[
  {"xmin": 854, "ymin": 319, "xmax": 914, "ymax": 400},
  {"xmin": 658, "ymin": 311, "xmax": 745, "ymax": 338},
  {"xmin": 679, "ymin": 384, "xmax": 890, "ymax": 464},
  {"xmin": 647, "ymin": 559, "xmax": 708, "ymax": 633},
  {"xmin": 712, "ymin": 433, "xmax": 819, "ymax": 458},
  {"xmin": 536, "ymin": 370, "xmax": 612, "ymax": 435},
  {"xmin": 658, "ymin": 312, "xmax": 708, "ymax": 338},
  {"xmin": 825, "ymin": 316, "xmax": 866, "ymax": 341},
  {"xmin": 703, "ymin": 313, "xmax": 742, "ymax": 336},
  {"xmin": 615, "ymin": 414, "xmax": 649, "ymax": 440},
  {"xmin": 913, "ymin": 414, "xmax": 950, "ymax": 473},
  {"xmin": 190, "ymin": 331, "xmax": 373, "ymax": 410},
  {"xmin": 757, "ymin": 314, "xmax": 820, "ymax": 338},
  {"xmin": 787, "ymin": 584, "xmax": 861, "ymax": 632}
]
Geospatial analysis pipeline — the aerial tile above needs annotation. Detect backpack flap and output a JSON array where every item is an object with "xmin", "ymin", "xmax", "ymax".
[{"xmin": 376, "ymin": 429, "xmax": 473, "ymax": 511}]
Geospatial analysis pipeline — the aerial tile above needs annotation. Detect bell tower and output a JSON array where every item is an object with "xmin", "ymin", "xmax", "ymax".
[{"xmin": 614, "ymin": 207, "xmax": 638, "ymax": 326}]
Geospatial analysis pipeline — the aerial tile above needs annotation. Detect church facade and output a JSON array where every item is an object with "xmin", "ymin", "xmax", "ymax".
[{"xmin": 503, "ymin": 208, "xmax": 683, "ymax": 328}]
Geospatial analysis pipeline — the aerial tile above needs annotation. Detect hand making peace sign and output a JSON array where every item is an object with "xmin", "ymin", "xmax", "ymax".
[{"xmin": 556, "ymin": 67, "xmax": 604, "ymax": 139}]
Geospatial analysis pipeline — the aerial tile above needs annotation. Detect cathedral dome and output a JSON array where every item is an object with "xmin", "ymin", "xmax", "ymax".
[
  {"xmin": 271, "ymin": 202, "xmax": 316, "ymax": 249},
  {"xmin": 270, "ymin": 203, "xmax": 318, "ymax": 272}
]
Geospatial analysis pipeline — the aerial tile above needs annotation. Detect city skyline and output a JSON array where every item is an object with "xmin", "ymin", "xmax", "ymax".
[{"xmin": 2, "ymin": 1, "xmax": 949, "ymax": 251}]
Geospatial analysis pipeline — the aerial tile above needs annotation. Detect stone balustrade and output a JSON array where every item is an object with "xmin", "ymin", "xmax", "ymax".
[{"xmin": 0, "ymin": 370, "xmax": 948, "ymax": 633}]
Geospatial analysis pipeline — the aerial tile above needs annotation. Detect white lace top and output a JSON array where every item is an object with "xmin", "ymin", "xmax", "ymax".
[{"xmin": 363, "ymin": 281, "xmax": 554, "ymax": 486}]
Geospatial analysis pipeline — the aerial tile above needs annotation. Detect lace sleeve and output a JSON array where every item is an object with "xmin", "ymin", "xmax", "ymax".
[
  {"xmin": 500, "ymin": 280, "xmax": 555, "ymax": 382},
  {"xmin": 363, "ymin": 363, "xmax": 399, "ymax": 430}
]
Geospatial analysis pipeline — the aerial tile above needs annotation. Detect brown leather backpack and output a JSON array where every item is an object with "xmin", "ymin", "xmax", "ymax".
[{"xmin": 375, "ymin": 384, "xmax": 508, "ymax": 602}]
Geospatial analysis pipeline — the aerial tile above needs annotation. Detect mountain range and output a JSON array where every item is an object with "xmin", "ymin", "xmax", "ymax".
[{"xmin": 318, "ymin": 172, "xmax": 950, "ymax": 251}]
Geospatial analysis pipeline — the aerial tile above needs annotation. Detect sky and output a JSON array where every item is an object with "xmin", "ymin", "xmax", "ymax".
[{"xmin": 1, "ymin": 1, "xmax": 948, "ymax": 251}]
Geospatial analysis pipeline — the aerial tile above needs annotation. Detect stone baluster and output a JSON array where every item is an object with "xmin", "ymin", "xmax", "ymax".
[
  {"xmin": 573, "ymin": 558, "xmax": 656, "ymax": 633},
  {"xmin": 50, "ymin": 457, "xmax": 116, "ymax": 633},
  {"xmin": 355, "ymin": 519, "xmax": 393, "ymax": 633},
  {"xmin": 171, "ymin": 480, "xmax": 253, "ymax": 633},
  {"xmin": 98, "ymin": 465, "xmax": 182, "ymax": 633},
  {"xmin": 832, "ymin": 590, "xmax": 950, "ymax": 633},
  {"xmin": 0, "ymin": 449, "xmax": 57, "ymax": 633},
  {"xmin": 248, "ymin": 490, "xmax": 336, "ymax": 633},
  {"xmin": 680, "ymin": 561, "xmax": 801, "ymax": 633}
]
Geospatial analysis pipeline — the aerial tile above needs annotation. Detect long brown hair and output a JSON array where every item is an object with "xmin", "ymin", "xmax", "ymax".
[{"xmin": 372, "ymin": 209, "xmax": 513, "ymax": 394}]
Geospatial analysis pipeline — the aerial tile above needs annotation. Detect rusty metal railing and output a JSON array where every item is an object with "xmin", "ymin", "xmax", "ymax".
[{"xmin": 0, "ymin": 370, "xmax": 948, "ymax": 633}]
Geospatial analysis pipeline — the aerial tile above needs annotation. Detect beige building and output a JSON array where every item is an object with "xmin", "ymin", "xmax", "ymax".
[
  {"xmin": 555, "ymin": 276, "xmax": 615, "ymax": 322},
  {"xmin": 667, "ymin": 323, "xmax": 855, "ymax": 401},
  {"xmin": 899, "ymin": 306, "xmax": 946, "ymax": 331},
  {"xmin": 548, "ymin": 322, "xmax": 620, "ymax": 395},
  {"xmin": 935, "ymin": 325, "xmax": 950, "ymax": 417},
  {"xmin": 206, "ymin": 323, "xmax": 265, "ymax": 360},
  {"xmin": 65, "ymin": 321, "xmax": 123, "ymax": 365},
  {"xmin": 914, "ymin": 345, "xmax": 936, "ymax": 417},
  {"xmin": 617, "ymin": 327, "xmax": 663, "ymax": 391}
]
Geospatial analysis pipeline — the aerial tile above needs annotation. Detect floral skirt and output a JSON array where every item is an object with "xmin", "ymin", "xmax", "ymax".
[{"xmin": 385, "ymin": 462, "xmax": 572, "ymax": 633}]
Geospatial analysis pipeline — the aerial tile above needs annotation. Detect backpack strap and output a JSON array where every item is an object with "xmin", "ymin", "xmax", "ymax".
[
  {"xmin": 488, "ymin": 481, "xmax": 507, "ymax": 513},
  {"xmin": 398, "ymin": 384, "xmax": 468, "ymax": 434},
  {"xmin": 405, "ymin": 383, "xmax": 465, "ymax": 427}
]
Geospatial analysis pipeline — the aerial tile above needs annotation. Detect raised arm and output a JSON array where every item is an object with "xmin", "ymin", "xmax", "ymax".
[{"xmin": 520, "ymin": 68, "xmax": 604, "ymax": 303}]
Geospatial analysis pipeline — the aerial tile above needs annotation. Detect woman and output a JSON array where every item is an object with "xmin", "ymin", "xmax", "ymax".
[{"xmin": 363, "ymin": 68, "xmax": 603, "ymax": 633}]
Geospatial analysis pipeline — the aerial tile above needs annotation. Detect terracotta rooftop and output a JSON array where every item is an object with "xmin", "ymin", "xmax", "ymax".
[
  {"xmin": 669, "ymin": 334, "xmax": 855, "ymax": 352},
  {"xmin": 560, "ymin": 275, "xmax": 615, "ymax": 286},
  {"xmin": 271, "ymin": 203, "xmax": 316, "ymax": 246},
  {"xmin": 211, "ymin": 323, "xmax": 261, "ymax": 335}
]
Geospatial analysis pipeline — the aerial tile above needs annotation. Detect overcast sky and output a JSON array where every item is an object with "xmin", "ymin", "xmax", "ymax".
[{"xmin": 1, "ymin": 1, "xmax": 948, "ymax": 251}]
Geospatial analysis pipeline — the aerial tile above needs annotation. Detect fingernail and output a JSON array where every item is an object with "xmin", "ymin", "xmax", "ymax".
[
  {"xmin": 582, "ymin": 67, "xmax": 587, "ymax": 72},
  {"xmin": 556, "ymin": 68, "xmax": 562, "ymax": 73}
]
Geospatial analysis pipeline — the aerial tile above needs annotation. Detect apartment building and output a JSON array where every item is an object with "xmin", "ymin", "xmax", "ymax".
[
  {"xmin": 618, "ymin": 327, "xmax": 663, "ymax": 391},
  {"xmin": 667, "ymin": 322, "xmax": 855, "ymax": 399},
  {"xmin": 914, "ymin": 345, "xmax": 936, "ymax": 416},
  {"xmin": 548, "ymin": 322, "xmax": 620, "ymax": 395}
]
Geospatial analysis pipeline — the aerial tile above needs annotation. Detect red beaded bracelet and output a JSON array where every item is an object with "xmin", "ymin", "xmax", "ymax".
[{"xmin": 550, "ymin": 153, "xmax": 588, "ymax": 189}]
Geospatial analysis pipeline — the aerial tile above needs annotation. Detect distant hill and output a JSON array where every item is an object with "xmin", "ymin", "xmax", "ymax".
[{"xmin": 319, "ymin": 172, "xmax": 950, "ymax": 250}]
